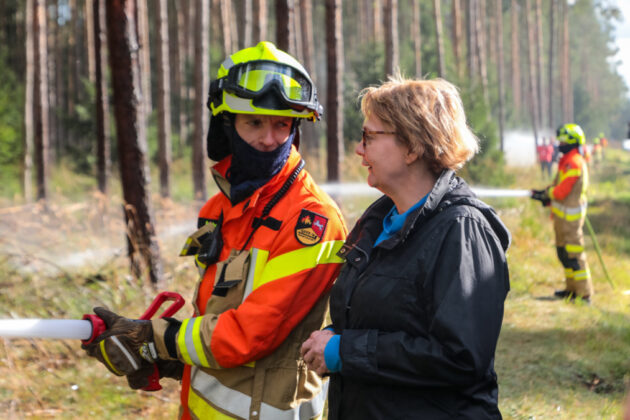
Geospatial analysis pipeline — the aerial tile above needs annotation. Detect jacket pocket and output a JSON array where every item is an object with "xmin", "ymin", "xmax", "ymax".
[{"xmin": 204, "ymin": 249, "xmax": 250, "ymax": 315}]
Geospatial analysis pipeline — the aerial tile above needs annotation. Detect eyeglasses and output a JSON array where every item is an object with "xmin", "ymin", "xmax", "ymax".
[{"xmin": 361, "ymin": 128, "xmax": 396, "ymax": 148}]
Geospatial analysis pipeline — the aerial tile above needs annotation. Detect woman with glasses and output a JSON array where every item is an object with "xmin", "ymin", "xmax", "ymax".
[
  {"xmin": 83, "ymin": 42, "xmax": 347, "ymax": 420},
  {"xmin": 301, "ymin": 75, "xmax": 511, "ymax": 419}
]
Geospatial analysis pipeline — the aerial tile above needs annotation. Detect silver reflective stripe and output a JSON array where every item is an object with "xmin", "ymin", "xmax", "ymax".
[
  {"xmin": 111, "ymin": 335, "xmax": 139, "ymax": 371},
  {"xmin": 190, "ymin": 367, "xmax": 327, "ymax": 420},
  {"xmin": 183, "ymin": 318, "xmax": 203, "ymax": 366},
  {"xmin": 551, "ymin": 202, "xmax": 587, "ymax": 215},
  {"xmin": 191, "ymin": 367, "xmax": 251, "ymax": 419},
  {"xmin": 242, "ymin": 248, "xmax": 257, "ymax": 301},
  {"xmin": 259, "ymin": 380, "xmax": 328, "ymax": 420},
  {"xmin": 221, "ymin": 56, "xmax": 235, "ymax": 71}
]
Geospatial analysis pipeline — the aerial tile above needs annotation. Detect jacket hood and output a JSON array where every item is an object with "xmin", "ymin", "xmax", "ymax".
[
  {"xmin": 431, "ymin": 170, "xmax": 511, "ymax": 252},
  {"xmin": 350, "ymin": 170, "xmax": 511, "ymax": 252}
]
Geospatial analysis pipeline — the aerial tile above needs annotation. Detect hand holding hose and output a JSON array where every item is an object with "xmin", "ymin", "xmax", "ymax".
[{"xmin": 531, "ymin": 189, "xmax": 551, "ymax": 207}]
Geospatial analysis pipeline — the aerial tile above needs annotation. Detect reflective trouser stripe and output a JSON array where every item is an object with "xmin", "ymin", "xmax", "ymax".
[
  {"xmin": 574, "ymin": 269, "xmax": 590, "ymax": 280},
  {"xmin": 179, "ymin": 317, "xmax": 210, "ymax": 367},
  {"xmin": 565, "ymin": 244, "xmax": 584, "ymax": 253},
  {"xmin": 189, "ymin": 368, "xmax": 327, "ymax": 420},
  {"xmin": 564, "ymin": 268, "xmax": 573, "ymax": 278},
  {"xmin": 551, "ymin": 203, "xmax": 586, "ymax": 221}
]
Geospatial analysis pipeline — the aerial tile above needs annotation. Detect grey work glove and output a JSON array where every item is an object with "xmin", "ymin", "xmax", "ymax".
[{"xmin": 82, "ymin": 307, "xmax": 157, "ymax": 377}]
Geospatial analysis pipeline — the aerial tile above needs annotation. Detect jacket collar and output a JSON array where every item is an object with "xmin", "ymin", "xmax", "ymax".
[{"xmin": 211, "ymin": 146, "xmax": 303, "ymax": 216}]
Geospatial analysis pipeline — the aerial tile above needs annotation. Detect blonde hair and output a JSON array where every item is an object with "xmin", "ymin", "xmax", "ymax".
[{"xmin": 359, "ymin": 74, "xmax": 479, "ymax": 173}]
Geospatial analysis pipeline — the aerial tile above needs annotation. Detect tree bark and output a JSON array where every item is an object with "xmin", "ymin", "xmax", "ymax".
[
  {"xmin": 561, "ymin": 0, "xmax": 572, "ymax": 122},
  {"xmin": 219, "ymin": 0, "xmax": 234, "ymax": 55},
  {"xmin": 33, "ymin": 0, "xmax": 49, "ymax": 201},
  {"xmin": 384, "ymin": 0, "xmax": 399, "ymax": 77},
  {"xmin": 373, "ymin": 0, "xmax": 382, "ymax": 44},
  {"xmin": 106, "ymin": 0, "xmax": 164, "ymax": 286},
  {"xmin": 299, "ymin": 0, "xmax": 319, "ymax": 160},
  {"xmin": 275, "ymin": 0, "xmax": 293, "ymax": 53},
  {"xmin": 467, "ymin": 0, "xmax": 478, "ymax": 81},
  {"xmin": 173, "ymin": 0, "xmax": 189, "ymax": 154},
  {"xmin": 192, "ymin": 0, "xmax": 209, "ymax": 201},
  {"xmin": 24, "ymin": 0, "xmax": 34, "ymax": 203},
  {"xmin": 535, "ymin": 0, "xmax": 545, "ymax": 128},
  {"xmin": 325, "ymin": 0, "xmax": 343, "ymax": 182},
  {"xmin": 476, "ymin": 0, "xmax": 488, "ymax": 103},
  {"xmin": 433, "ymin": 0, "xmax": 445, "ymax": 78},
  {"xmin": 495, "ymin": 0, "xmax": 505, "ymax": 151},
  {"xmin": 94, "ymin": 0, "xmax": 111, "ymax": 195},
  {"xmin": 156, "ymin": 0, "xmax": 172, "ymax": 198},
  {"xmin": 511, "ymin": 0, "xmax": 521, "ymax": 113},
  {"xmin": 137, "ymin": 0, "xmax": 152, "ymax": 115},
  {"xmin": 525, "ymin": 0, "xmax": 539, "ymax": 145},
  {"xmin": 252, "ymin": 0, "xmax": 267, "ymax": 43},
  {"xmin": 85, "ymin": 0, "xmax": 97, "ymax": 84},
  {"xmin": 548, "ymin": 0, "xmax": 555, "ymax": 129},
  {"xmin": 237, "ymin": 0, "xmax": 252, "ymax": 48},
  {"xmin": 451, "ymin": 0, "xmax": 462, "ymax": 79}
]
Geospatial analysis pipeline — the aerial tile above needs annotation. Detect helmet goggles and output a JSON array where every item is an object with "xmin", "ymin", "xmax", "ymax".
[{"xmin": 209, "ymin": 60, "xmax": 320, "ymax": 116}]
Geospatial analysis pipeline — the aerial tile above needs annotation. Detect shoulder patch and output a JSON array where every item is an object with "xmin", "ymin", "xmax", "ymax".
[{"xmin": 295, "ymin": 209, "xmax": 328, "ymax": 246}]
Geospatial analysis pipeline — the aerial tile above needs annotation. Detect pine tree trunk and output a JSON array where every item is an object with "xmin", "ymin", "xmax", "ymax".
[
  {"xmin": 433, "ymin": 0, "xmax": 445, "ymax": 78},
  {"xmin": 85, "ymin": 0, "xmax": 96, "ymax": 84},
  {"xmin": 384, "ymin": 0, "xmax": 399, "ymax": 77},
  {"xmin": 299, "ymin": 0, "xmax": 319, "ymax": 160},
  {"xmin": 413, "ymin": 0, "xmax": 422, "ymax": 78},
  {"xmin": 548, "ymin": 0, "xmax": 555, "ymax": 128},
  {"xmin": 106, "ymin": 0, "xmax": 164, "ymax": 286},
  {"xmin": 173, "ymin": 0, "xmax": 188, "ymax": 154},
  {"xmin": 94, "ymin": 0, "xmax": 111, "ymax": 194},
  {"xmin": 219, "ymin": 0, "xmax": 234, "ymax": 55},
  {"xmin": 46, "ymin": 4, "xmax": 58, "ymax": 164},
  {"xmin": 373, "ymin": 0, "xmax": 382, "ymax": 44},
  {"xmin": 451, "ymin": 0, "xmax": 462, "ymax": 79},
  {"xmin": 511, "ymin": 0, "xmax": 521, "ymax": 113},
  {"xmin": 561, "ymin": 0, "xmax": 572, "ymax": 122},
  {"xmin": 23, "ymin": 0, "xmax": 34, "ymax": 203},
  {"xmin": 326, "ymin": 0, "xmax": 344, "ymax": 181},
  {"xmin": 325, "ymin": 0, "xmax": 343, "ymax": 182},
  {"xmin": 252, "ymin": 0, "xmax": 267, "ymax": 43},
  {"xmin": 535, "ymin": 0, "xmax": 545, "ymax": 128},
  {"xmin": 137, "ymin": 0, "xmax": 152, "ymax": 115},
  {"xmin": 476, "ymin": 0, "xmax": 488, "ymax": 103},
  {"xmin": 495, "ymin": 0, "xmax": 505, "ymax": 151},
  {"xmin": 237, "ymin": 0, "xmax": 252, "ymax": 48},
  {"xmin": 467, "ymin": 0, "xmax": 478, "ymax": 81},
  {"xmin": 33, "ymin": 0, "xmax": 49, "ymax": 201},
  {"xmin": 275, "ymin": 0, "xmax": 292, "ymax": 53},
  {"xmin": 525, "ymin": 0, "xmax": 539, "ymax": 145},
  {"xmin": 156, "ymin": 0, "xmax": 172, "ymax": 198},
  {"xmin": 192, "ymin": 0, "xmax": 209, "ymax": 201}
]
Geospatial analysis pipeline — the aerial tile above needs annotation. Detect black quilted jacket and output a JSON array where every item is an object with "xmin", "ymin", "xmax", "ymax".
[{"xmin": 327, "ymin": 170, "xmax": 511, "ymax": 420}]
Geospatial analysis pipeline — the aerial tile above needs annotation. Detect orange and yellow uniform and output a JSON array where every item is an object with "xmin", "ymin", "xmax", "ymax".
[
  {"xmin": 164, "ymin": 148, "xmax": 347, "ymax": 419},
  {"xmin": 546, "ymin": 148, "xmax": 593, "ymax": 298}
]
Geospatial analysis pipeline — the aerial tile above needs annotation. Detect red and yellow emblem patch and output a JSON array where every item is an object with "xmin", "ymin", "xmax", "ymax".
[{"xmin": 295, "ymin": 209, "xmax": 328, "ymax": 246}]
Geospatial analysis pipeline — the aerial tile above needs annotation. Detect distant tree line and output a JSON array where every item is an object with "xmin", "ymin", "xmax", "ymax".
[{"xmin": 0, "ymin": 0, "xmax": 628, "ymax": 285}]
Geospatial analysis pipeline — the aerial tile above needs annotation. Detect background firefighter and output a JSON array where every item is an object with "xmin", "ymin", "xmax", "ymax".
[
  {"xmin": 531, "ymin": 123, "xmax": 593, "ymax": 302},
  {"xmin": 82, "ymin": 42, "xmax": 348, "ymax": 420}
]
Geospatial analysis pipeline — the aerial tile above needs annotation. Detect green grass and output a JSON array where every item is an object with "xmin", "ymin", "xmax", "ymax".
[{"xmin": 1, "ymin": 148, "xmax": 630, "ymax": 418}]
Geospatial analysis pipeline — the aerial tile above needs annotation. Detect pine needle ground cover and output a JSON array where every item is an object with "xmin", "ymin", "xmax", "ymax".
[{"xmin": 1, "ymin": 149, "xmax": 630, "ymax": 418}]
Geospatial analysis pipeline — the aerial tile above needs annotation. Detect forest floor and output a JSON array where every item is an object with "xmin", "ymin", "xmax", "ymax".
[{"xmin": 1, "ymin": 147, "xmax": 630, "ymax": 419}]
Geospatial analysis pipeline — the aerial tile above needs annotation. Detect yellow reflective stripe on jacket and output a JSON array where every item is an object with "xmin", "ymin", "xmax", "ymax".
[
  {"xmin": 254, "ymin": 240, "xmax": 345, "ymax": 290},
  {"xmin": 565, "ymin": 244, "xmax": 584, "ymax": 253},
  {"xmin": 558, "ymin": 168, "xmax": 581, "ymax": 182},
  {"xmin": 189, "ymin": 367, "xmax": 326, "ymax": 420},
  {"xmin": 178, "ymin": 317, "xmax": 210, "ymax": 367}
]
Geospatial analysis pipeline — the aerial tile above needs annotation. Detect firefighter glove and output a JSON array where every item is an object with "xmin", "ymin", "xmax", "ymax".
[
  {"xmin": 126, "ymin": 359, "xmax": 184, "ymax": 390},
  {"xmin": 82, "ymin": 307, "xmax": 157, "ymax": 377},
  {"xmin": 531, "ymin": 189, "xmax": 551, "ymax": 207}
]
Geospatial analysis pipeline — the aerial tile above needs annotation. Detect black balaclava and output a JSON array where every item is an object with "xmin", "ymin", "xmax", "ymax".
[
  {"xmin": 558, "ymin": 143, "xmax": 583, "ymax": 155},
  {"xmin": 225, "ymin": 117, "xmax": 297, "ymax": 205}
]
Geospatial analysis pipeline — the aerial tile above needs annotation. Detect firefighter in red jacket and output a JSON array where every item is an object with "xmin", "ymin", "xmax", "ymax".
[
  {"xmin": 83, "ymin": 42, "xmax": 348, "ymax": 419},
  {"xmin": 532, "ymin": 123, "xmax": 593, "ymax": 302}
]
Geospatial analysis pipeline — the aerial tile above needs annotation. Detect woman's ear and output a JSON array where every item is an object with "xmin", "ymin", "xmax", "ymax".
[{"xmin": 405, "ymin": 146, "xmax": 422, "ymax": 165}]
